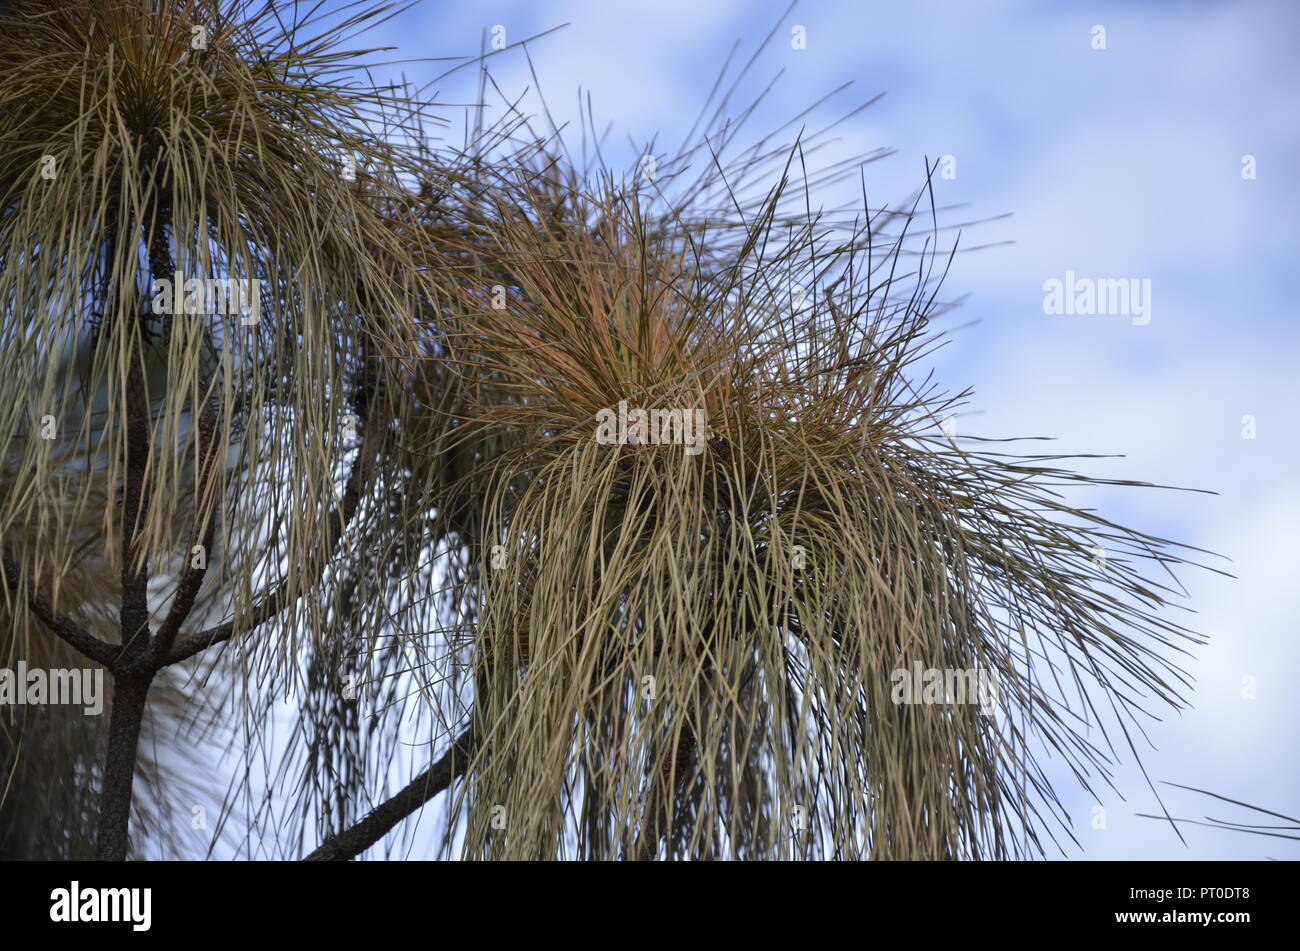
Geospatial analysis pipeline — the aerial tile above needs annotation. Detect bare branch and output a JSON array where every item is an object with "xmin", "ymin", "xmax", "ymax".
[
  {"xmin": 152, "ymin": 390, "xmax": 219, "ymax": 662},
  {"xmin": 303, "ymin": 723, "xmax": 476, "ymax": 861},
  {"xmin": 164, "ymin": 373, "xmax": 380, "ymax": 667},
  {"xmin": 0, "ymin": 552, "xmax": 119, "ymax": 669}
]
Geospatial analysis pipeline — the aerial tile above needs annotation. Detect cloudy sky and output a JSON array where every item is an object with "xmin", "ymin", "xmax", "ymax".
[{"xmin": 329, "ymin": 0, "xmax": 1299, "ymax": 860}]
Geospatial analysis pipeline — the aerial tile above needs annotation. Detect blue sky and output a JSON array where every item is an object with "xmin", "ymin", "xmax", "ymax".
[{"xmin": 328, "ymin": 0, "xmax": 1300, "ymax": 859}]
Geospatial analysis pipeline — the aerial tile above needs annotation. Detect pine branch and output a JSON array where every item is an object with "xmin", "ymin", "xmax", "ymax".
[
  {"xmin": 163, "ymin": 387, "xmax": 379, "ymax": 667},
  {"xmin": 152, "ymin": 231, "xmax": 216, "ymax": 663},
  {"xmin": 0, "ymin": 552, "xmax": 119, "ymax": 668},
  {"xmin": 303, "ymin": 723, "xmax": 476, "ymax": 861}
]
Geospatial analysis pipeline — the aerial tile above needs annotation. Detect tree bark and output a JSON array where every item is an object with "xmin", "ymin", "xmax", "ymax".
[
  {"xmin": 94, "ymin": 216, "xmax": 159, "ymax": 860},
  {"xmin": 304, "ymin": 724, "xmax": 476, "ymax": 861},
  {"xmin": 94, "ymin": 672, "xmax": 152, "ymax": 860},
  {"xmin": 95, "ymin": 348, "xmax": 155, "ymax": 859}
]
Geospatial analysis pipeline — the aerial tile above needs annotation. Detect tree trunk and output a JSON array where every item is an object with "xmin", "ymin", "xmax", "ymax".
[{"xmin": 95, "ymin": 672, "xmax": 152, "ymax": 860}]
